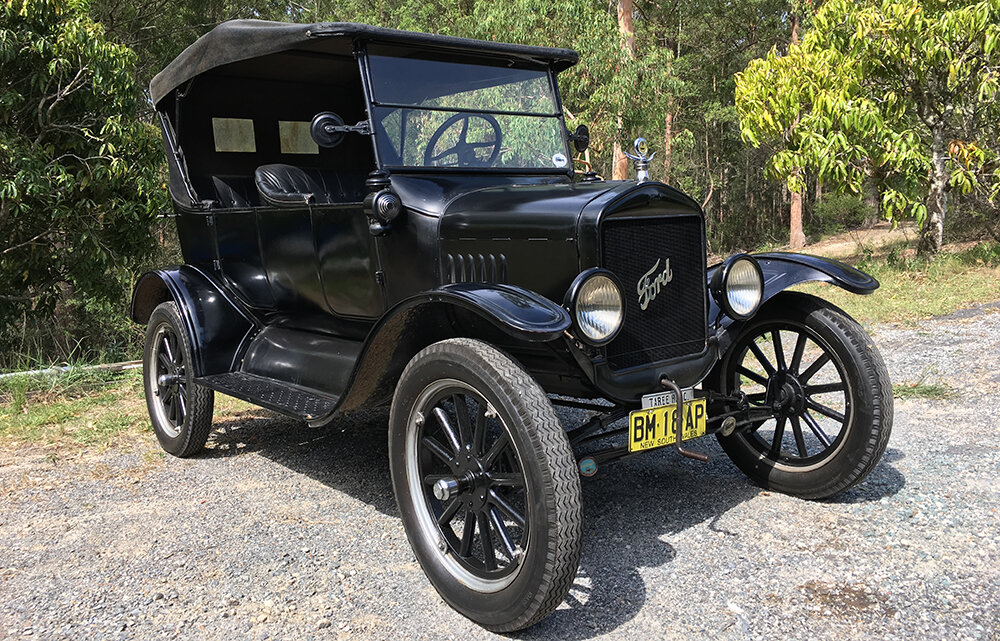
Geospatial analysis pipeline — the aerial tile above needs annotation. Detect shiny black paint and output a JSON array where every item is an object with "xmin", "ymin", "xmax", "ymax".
[
  {"xmin": 131, "ymin": 266, "xmax": 257, "ymax": 376},
  {"xmin": 707, "ymin": 252, "xmax": 879, "ymax": 328}
]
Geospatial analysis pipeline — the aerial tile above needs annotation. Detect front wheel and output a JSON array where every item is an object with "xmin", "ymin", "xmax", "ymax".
[
  {"xmin": 389, "ymin": 338, "xmax": 582, "ymax": 631},
  {"xmin": 714, "ymin": 292, "xmax": 893, "ymax": 499}
]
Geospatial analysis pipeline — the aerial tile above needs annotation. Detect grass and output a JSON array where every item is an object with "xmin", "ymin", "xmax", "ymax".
[
  {"xmin": 0, "ymin": 369, "xmax": 150, "ymax": 449},
  {"xmin": 794, "ymin": 240, "xmax": 1000, "ymax": 325},
  {"xmin": 0, "ymin": 367, "xmax": 261, "ymax": 451},
  {"xmin": 892, "ymin": 381, "xmax": 957, "ymax": 400}
]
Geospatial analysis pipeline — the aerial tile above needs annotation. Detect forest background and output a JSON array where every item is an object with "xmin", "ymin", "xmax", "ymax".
[{"xmin": 1, "ymin": 0, "xmax": 998, "ymax": 370}]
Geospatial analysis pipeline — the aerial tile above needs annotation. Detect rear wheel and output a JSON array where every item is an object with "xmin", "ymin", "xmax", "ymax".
[
  {"xmin": 143, "ymin": 302, "xmax": 215, "ymax": 457},
  {"xmin": 716, "ymin": 292, "xmax": 892, "ymax": 499},
  {"xmin": 389, "ymin": 338, "xmax": 581, "ymax": 631}
]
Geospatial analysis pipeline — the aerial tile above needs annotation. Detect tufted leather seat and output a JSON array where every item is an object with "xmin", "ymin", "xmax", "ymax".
[{"xmin": 254, "ymin": 164, "xmax": 345, "ymax": 206}]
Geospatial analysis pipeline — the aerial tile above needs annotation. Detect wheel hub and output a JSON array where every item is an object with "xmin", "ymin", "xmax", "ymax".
[{"xmin": 767, "ymin": 372, "xmax": 807, "ymax": 416}]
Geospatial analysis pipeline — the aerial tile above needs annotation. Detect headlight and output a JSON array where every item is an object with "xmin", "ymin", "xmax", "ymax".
[
  {"xmin": 710, "ymin": 255, "xmax": 764, "ymax": 320},
  {"xmin": 567, "ymin": 269, "xmax": 624, "ymax": 345}
]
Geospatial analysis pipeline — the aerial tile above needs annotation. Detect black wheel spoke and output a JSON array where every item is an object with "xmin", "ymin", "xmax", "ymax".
[
  {"xmin": 482, "ymin": 431, "xmax": 511, "ymax": 470},
  {"xmin": 769, "ymin": 416, "xmax": 786, "ymax": 458},
  {"xmin": 489, "ymin": 507, "xmax": 518, "ymax": 559},
  {"xmin": 432, "ymin": 407, "xmax": 462, "ymax": 454},
  {"xmin": 489, "ymin": 489, "xmax": 526, "ymax": 528},
  {"xmin": 805, "ymin": 382, "xmax": 845, "ymax": 395},
  {"xmin": 790, "ymin": 416, "xmax": 808, "ymax": 457},
  {"xmin": 458, "ymin": 510, "xmax": 476, "ymax": 557},
  {"xmin": 806, "ymin": 399, "xmax": 845, "ymax": 423},
  {"xmin": 472, "ymin": 402, "xmax": 487, "ymax": 456},
  {"xmin": 737, "ymin": 366, "xmax": 769, "ymax": 387},
  {"xmin": 437, "ymin": 496, "xmax": 463, "ymax": 527},
  {"xmin": 421, "ymin": 435, "xmax": 454, "ymax": 465},
  {"xmin": 800, "ymin": 353, "xmax": 831, "ymax": 383},
  {"xmin": 157, "ymin": 352, "xmax": 172, "ymax": 371},
  {"xmin": 477, "ymin": 512, "xmax": 497, "ymax": 570},
  {"xmin": 789, "ymin": 332, "xmax": 807, "ymax": 374},
  {"xmin": 177, "ymin": 388, "xmax": 187, "ymax": 420},
  {"xmin": 745, "ymin": 392, "xmax": 767, "ymax": 404},
  {"xmin": 772, "ymin": 330, "xmax": 786, "ymax": 371},
  {"xmin": 802, "ymin": 411, "xmax": 833, "ymax": 447},
  {"xmin": 458, "ymin": 116, "xmax": 469, "ymax": 143},
  {"xmin": 161, "ymin": 335, "xmax": 174, "ymax": 363},
  {"xmin": 748, "ymin": 342, "xmax": 776, "ymax": 376},
  {"xmin": 488, "ymin": 472, "xmax": 524, "ymax": 488},
  {"xmin": 451, "ymin": 394, "xmax": 472, "ymax": 446}
]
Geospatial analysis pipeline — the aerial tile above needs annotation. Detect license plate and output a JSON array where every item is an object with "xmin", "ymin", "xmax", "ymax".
[{"xmin": 628, "ymin": 398, "xmax": 707, "ymax": 453}]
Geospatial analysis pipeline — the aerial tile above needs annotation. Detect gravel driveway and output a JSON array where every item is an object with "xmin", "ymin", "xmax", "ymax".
[{"xmin": 2, "ymin": 304, "xmax": 999, "ymax": 641}]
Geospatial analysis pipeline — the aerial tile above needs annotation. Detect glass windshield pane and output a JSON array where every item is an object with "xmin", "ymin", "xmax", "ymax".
[
  {"xmin": 368, "ymin": 55, "xmax": 557, "ymax": 114},
  {"xmin": 367, "ymin": 54, "xmax": 569, "ymax": 169}
]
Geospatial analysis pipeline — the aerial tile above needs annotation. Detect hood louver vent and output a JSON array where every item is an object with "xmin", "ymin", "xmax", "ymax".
[{"xmin": 445, "ymin": 253, "xmax": 508, "ymax": 284}]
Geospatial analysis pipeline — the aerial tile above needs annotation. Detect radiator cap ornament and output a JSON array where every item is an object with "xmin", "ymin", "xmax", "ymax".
[{"xmin": 624, "ymin": 137, "xmax": 656, "ymax": 183}]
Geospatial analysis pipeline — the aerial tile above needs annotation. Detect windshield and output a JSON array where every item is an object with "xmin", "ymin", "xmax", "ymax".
[{"xmin": 367, "ymin": 54, "xmax": 570, "ymax": 170}]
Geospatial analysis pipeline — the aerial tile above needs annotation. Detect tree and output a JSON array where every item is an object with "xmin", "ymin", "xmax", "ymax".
[
  {"xmin": 737, "ymin": 0, "xmax": 1000, "ymax": 254},
  {"xmin": 0, "ymin": 0, "xmax": 164, "ymax": 353}
]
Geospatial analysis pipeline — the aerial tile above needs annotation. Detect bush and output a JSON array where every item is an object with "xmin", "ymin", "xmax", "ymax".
[{"xmin": 808, "ymin": 194, "xmax": 873, "ymax": 237}]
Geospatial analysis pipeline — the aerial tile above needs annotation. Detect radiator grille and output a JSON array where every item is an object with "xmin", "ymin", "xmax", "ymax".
[{"xmin": 601, "ymin": 216, "xmax": 707, "ymax": 370}]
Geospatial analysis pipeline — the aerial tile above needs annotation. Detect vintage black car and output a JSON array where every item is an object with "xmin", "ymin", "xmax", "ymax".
[{"xmin": 132, "ymin": 20, "xmax": 893, "ymax": 631}]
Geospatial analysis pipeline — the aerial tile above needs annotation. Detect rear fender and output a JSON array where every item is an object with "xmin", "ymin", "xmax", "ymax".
[
  {"xmin": 336, "ymin": 283, "xmax": 570, "ymax": 413},
  {"xmin": 130, "ymin": 266, "xmax": 258, "ymax": 376}
]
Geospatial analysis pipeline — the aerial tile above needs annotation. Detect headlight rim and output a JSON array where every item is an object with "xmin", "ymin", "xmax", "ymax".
[
  {"xmin": 710, "ymin": 254, "xmax": 764, "ymax": 321},
  {"xmin": 565, "ymin": 268, "xmax": 626, "ymax": 346}
]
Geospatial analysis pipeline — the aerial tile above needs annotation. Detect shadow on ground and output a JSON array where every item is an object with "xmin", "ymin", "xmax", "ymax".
[{"xmin": 202, "ymin": 406, "xmax": 905, "ymax": 640}]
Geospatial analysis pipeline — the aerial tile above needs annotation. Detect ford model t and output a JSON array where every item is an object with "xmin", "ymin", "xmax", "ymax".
[{"xmin": 132, "ymin": 20, "xmax": 893, "ymax": 630}]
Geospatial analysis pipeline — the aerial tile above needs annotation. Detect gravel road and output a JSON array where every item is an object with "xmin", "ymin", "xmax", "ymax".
[{"xmin": 2, "ymin": 303, "xmax": 999, "ymax": 641}]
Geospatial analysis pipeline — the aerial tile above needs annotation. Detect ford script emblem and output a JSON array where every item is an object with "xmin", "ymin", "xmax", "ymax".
[{"xmin": 637, "ymin": 258, "xmax": 673, "ymax": 310}]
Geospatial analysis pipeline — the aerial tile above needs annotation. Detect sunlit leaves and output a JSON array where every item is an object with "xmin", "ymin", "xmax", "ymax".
[{"xmin": 0, "ymin": 0, "xmax": 164, "ymax": 325}]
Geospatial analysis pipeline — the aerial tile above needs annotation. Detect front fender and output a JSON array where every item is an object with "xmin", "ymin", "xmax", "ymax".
[
  {"xmin": 335, "ymin": 283, "xmax": 570, "ymax": 414},
  {"xmin": 130, "ymin": 266, "xmax": 258, "ymax": 376},
  {"xmin": 708, "ymin": 252, "xmax": 878, "ymax": 325}
]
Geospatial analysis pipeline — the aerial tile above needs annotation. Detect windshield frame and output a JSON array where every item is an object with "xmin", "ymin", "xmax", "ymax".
[{"xmin": 358, "ymin": 45, "xmax": 573, "ymax": 176}]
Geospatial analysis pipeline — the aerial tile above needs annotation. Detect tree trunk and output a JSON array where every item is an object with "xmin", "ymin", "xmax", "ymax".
[
  {"xmin": 613, "ymin": 141, "xmax": 629, "ymax": 180},
  {"xmin": 814, "ymin": 179, "xmax": 822, "ymax": 203},
  {"xmin": 789, "ymin": 177, "xmax": 806, "ymax": 249},
  {"xmin": 613, "ymin": 0, "xmax": 635, "ymax": 181},
  {"xmin": 790, "ymin": 12, "xmax": 800, "ymax": 45},
  {"xmin": 918, "ymin": 126, "xmax": 948, "ymax": 255},
  {"xmin": 663, "ymin": 111, "xmax": 674, "ymax": 184}
]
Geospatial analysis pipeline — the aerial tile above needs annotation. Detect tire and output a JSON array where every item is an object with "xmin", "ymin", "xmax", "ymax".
[
  {"xmin": 714, "ymin": 292, "xmax": 892, "ymax": 499},
  {"xmin": 143, "ymin": 302, "xmax": 215, "ymax": 457},
  {"xmin": 388, "ymin": 338, "xmax": 582, "ymax": 631}
]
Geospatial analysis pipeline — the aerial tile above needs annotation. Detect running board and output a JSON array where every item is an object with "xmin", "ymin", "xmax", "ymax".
[{"xmin": 198, "ymin": 372, "xmax": 339, "ymax": 422}]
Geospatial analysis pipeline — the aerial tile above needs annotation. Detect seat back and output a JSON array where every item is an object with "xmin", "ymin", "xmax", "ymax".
[
  {"xmin": 254, "ymin": 164, "xmax": 347, "ymax": 206},
  {"xmin": 211, "ymin": 175, "xmax": 259, "ymax": 208}
]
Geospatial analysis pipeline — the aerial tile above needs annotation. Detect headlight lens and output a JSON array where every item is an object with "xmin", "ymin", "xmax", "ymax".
[
  {"xmin": 575, "ymin": 273, "xmax": 624, "ymax": 344},
  {"xmin": 724, "ymin": 258, "xmax": 764, "ymax": 318}
]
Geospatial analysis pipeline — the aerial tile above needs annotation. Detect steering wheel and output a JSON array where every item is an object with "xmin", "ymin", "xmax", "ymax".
[{"xmin": 424, "ymin": 113, "xmax": 503, "ymax": 167}]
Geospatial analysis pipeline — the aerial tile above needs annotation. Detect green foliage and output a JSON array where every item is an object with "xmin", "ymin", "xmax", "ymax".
[
  {"xmin": 0, "ymin": 0, "xmax": 165, "ymax": 367},
  {"xmin": 735, "ymin": 0, "xmax": 1000, "ymax": 250},
  {"xmin": 810, "ymin": 194, "xmax": 873, "ymax": 236}
]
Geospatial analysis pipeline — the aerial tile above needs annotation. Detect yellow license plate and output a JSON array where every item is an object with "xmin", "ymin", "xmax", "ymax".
[{"xmin": 628, "ymin": 398, "xmax": 707, "ymax": 453}]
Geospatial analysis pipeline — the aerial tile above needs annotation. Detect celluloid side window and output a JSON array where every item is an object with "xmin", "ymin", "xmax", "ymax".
[
  {"xmin": 212, "ymin": 117, "xmax": 256, "ymax": 153},
  {"xmin": 278, "ymin": 121, "xmax": 319, "ymax": 155}
]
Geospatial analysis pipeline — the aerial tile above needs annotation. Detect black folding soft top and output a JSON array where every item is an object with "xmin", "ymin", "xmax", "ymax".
[{"xmin": 150, "ymin": 19, "xmax": 579, "ymax": 106}]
